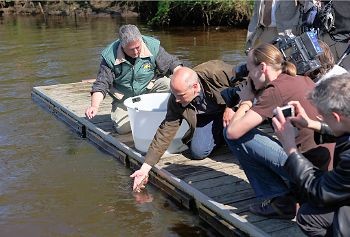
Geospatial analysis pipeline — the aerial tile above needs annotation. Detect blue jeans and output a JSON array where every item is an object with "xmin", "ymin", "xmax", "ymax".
[
  {"xmin": 224, "ymin": 127, "xmax": 291, "ymax": 200},
  {"xmin": 190, "ymin": 113, "xmax": 224, "ymax": 159}
]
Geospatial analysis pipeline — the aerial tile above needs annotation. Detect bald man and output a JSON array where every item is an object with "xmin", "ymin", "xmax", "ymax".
[{"xmin": 130, "ymin": 60, "xmax": 234, "ymax": 192}]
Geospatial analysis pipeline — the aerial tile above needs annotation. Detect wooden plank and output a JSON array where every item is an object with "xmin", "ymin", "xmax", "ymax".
[
  {"xmin": 163, "ymin": 155, "xmax": 234, "ymax": 169},
  {"xmin": 157, "ymin": 154, "xmax": 189, "ymax": 166},
  {"xmin": 164, "ymin": 154, "xmax": 234, "ymax": 168},
  {"xmin": 190, "ymin": 173, "xmax": 247, "ymax": 190},
  {"xmin": 269, "ymin": 225, "xmax": 305, "ymax": 237},
  {"xmin": 222, "ymin": 198, "xmax": 256, "ymax": 213},
  {"xmin": 90, "ymin": 114, "xmax": 113, "ymax": 124},
  {"xmin": 198, "ymin": 204, "xmax": 246, "ymax": 237},
  {"xmin": 184, "ymin": 165, "xmax": 245, "ymax": 183},
  {"xmin": 200, "ymin": 181, "xmax": 252, "ymax": 198},
  {"xmin": 236, "ymin": 211, "xmax": 305, "ymax": 236},
  {"xmin": 164, "ymin": 160, "xmax": 234, "ymax": 175},
  {"xmin": 208, "ymin": 188, "xmax": 256, "ymax": 204},
  {"xmin": 85, "ymin": 127, "xmax": 129, "ymax": 165},
  {"xmin": 252, "ymin": 219, "xmax": 299, "ymax": 234},
  {"xmin": 166, "ymin": 161, "xmax": 242, "ymax": 180},
  {"xmin": 157, "ymin": 147, "xmax": 232, "ymax": 168},
  {"xmin": 209, "ymin": 185, "xmax": 253, "ymax": 199},
  {"xmin": 184, "ymin": 170, "xmax": 231, "ymax": 183}
]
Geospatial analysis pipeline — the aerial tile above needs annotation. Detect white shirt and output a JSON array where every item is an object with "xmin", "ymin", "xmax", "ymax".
[{"xmin": 316, "ymin": 65, "xmax": 348, "ymax": 84}]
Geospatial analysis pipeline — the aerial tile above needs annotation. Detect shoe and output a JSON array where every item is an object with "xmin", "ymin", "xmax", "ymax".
[{"xmin": 249, "ymin": 195, "xmax": 296, "ymax": 220}]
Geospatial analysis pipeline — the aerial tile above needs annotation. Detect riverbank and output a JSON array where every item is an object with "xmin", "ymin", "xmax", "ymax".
[
  {"xmin": 0, "ymin": 1, "xmax": 252, "ymax": 27},
  {"xmin": 0, "ymin": 1, "xmax": 138, "ymax": 18}
]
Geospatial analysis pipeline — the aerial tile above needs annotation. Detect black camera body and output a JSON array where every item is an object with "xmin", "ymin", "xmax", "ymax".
[{"xmin": 273, "ymin": 31, "xmax": 324, "ymax": 75}]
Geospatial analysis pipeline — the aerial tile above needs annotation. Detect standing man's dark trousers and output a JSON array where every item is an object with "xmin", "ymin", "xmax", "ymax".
[
  {"xmin": 297, "ymin": 203, "xmax": 350, "ymax": 236},
  {"xmin": 321, "ymin": 34, "xmax": 350, "ymax": 71}
]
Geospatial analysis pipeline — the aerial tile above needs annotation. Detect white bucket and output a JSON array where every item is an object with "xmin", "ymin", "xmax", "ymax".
[{"xmin": 124, "ymin": 93, "xmax": 189, "ymax": 154}]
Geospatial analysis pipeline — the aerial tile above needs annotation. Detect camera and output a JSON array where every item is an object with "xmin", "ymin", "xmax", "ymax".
[
  {"xmin": 273, "ymin": 31, "xmax": 324, "ymax": 75},
  {"xmin": 302, "ymin": 1, "xmax": 335, "ymax": 34},
  {"xmin": 222, "ymin": 31, "xmax": 324, "ymax": 108},
  {"xmin": 273, "ymin": 105, "xmax": 295, "ymax": 118}
]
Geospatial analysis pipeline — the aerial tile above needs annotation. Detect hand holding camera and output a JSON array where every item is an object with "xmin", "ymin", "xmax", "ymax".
[
  {"xmin": 273, "ymin": 104, "xmax": 295, "ymax": 118},
  {"xmin": 272, "ymin": 105, "xmax": 299, "ymax": 155},
  {"xmin": 272, "ymin": 101, "xmax": 316, "ymax": 155}
]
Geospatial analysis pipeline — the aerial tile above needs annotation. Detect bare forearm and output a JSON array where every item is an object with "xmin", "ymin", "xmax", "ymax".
[
  {"xmin": 231, "ymin": 100, "xmax": 252, "ymax": 123},
  {"xmin": 226, "ymin": 100, "xmax": 255, "ymax": 140},
  {"xmin": 91, "ymin": 91, "xmax": 104, "ymax": 108},
  {"xmin": 307, "ymin": 119, "xmax": 322, "ymax": 132}
]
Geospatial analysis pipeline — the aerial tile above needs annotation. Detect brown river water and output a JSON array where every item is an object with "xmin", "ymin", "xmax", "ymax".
[{"xmin": 0, "ymin": 16, "xmax": 247, "ymax": 237}]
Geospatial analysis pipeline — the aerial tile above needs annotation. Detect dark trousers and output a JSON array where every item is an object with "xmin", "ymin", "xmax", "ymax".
[
  {"xmin": 189, "ymin": 113, "xmax": 224, "ymax": 159},
  {"xmin": 297, "ymin": 203, "xmax": 350, "ymax": 236}
]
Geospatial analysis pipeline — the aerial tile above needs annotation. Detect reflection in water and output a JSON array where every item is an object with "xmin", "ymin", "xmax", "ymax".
[
  {"xmin": 0, "ymin": 16, "xmax": 246, "ymax": 236},
  {"xmin": 133, "ymin": 189, "xmax": 154, "ymax": 204}
]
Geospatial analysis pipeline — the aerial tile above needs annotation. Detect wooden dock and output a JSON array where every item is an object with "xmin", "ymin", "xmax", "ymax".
[{"xmin": 31, "ymin": 82, "xmax": 305, "ymax": 237}]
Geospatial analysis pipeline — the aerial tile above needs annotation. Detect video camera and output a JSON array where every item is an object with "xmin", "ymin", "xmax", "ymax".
[
  {"xmin": 272, "ymin": 31, "xmax": 324, "ymax": 75},
  {"xmin": 234, "ymin": 31, "xmax": 324, "ymax": 79}
]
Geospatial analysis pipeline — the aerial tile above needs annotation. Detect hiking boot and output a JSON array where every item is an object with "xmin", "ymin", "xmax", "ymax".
[{"xmin": 249, "ymin": 195, "xmax": 296, "ymax": 220}]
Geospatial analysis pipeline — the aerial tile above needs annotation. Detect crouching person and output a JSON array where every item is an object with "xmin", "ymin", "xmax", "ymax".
[
  {"xmin": 224, "ymin": 43, "xmax": 332, "ymax": 219},
  {"xmin": 130, "ymin": 60, "xmax": 234, "ymax": 191},
  {"xmin": 272, "ymin": 73, "xmax": 350, "ymax": 236},
  {"xmin": 85, "ymin": 24, "xmax": 182, "ymax": 134}
]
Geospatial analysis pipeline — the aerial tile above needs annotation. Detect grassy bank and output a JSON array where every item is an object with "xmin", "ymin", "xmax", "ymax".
[
  {"xmin": 137, "ymin": 1, "xmax": 253, "ymax": 27},
  {"xmin": 0, "ymin": 0, "xmax": 253, "ymax": 27}
]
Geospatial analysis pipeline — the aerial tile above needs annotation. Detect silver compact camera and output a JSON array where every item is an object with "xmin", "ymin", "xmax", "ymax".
[{"xmin": 273, "ymin": 105, "xmax": 295, "ymax": 118}]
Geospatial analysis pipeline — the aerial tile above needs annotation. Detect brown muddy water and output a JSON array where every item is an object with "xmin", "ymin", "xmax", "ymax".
[{"xmin": 0, "ymin": 16, "xmax": 247, "ymax": 237}]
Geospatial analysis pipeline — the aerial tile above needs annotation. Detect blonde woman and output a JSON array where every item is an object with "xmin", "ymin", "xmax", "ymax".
[{"xmin": 225, "ymin": 43, "xmax": 332, "ymax": 219}]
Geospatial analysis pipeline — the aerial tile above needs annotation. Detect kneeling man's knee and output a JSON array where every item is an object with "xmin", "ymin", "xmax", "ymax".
[{"xmin": 190, "ymin": 146, "xmax": 211, "ymax": 160}]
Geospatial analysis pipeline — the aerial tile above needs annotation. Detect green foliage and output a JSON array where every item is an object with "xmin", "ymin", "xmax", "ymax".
[
  {"xmin": 139, "ymin": 0, "xmax": 254, "ymax": 27},
  {"xmin": 148, "ymin": 1, "xmax": 171, "ymax": 27},
  {"xmin": 0, "ymin": 0, "xmax": 255, "ymax": 27}
]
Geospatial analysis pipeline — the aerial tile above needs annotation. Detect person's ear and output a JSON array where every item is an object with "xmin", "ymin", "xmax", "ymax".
[
  {"xmin": 332, "ymin": 111, "xmax": 342, "ymax": 122},
  {"xmin": 192, "ymin": 81, "xmax": 198, "ymax": 89},
  {"xmin": 260, "ymin": 62, "xmax": 267, "ymax": 73},
  {"xmin": 192, "ymin": 82, "xmax": 200, "ymax": 93}
]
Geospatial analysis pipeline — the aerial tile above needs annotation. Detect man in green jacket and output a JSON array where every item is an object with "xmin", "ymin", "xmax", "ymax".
[
  {"xmin": 85, "ymin": 24, "xmax": 182, "ymax": 134},
  {"xmin": 130, "ymin": 60, "xmax": 235, "ymax": 192}
]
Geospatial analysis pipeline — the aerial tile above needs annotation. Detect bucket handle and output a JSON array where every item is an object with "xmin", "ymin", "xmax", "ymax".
[
  {"xmin": 132, "ymin": 97, "xmax": 141, "ymax": 103},
  {"xmin": 131, "ymin": 96, "xmax": 141, "ymax": 112}
]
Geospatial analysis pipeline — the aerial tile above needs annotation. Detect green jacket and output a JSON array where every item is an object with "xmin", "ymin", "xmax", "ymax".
[
  {"xmin": 144, "ymin": 60, "xmax": 233, "ymax": 166},
  {"xmin": 101, "ymin": 35, "xmax": 160, "ymax": 98}
]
